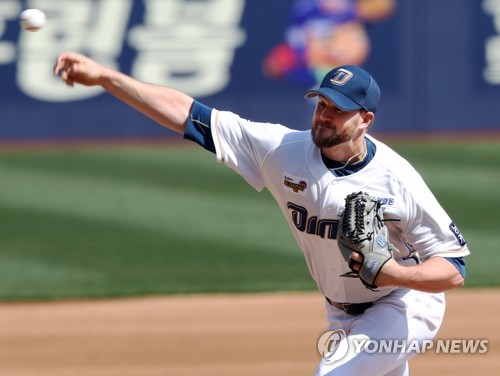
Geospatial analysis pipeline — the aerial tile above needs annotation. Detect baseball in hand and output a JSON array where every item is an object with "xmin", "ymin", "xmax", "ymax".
[{"xmin": 19, "ymin": 9, "xmax": 46, "ymax": 32}]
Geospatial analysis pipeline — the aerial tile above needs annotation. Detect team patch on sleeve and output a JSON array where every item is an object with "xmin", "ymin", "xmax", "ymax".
[
  {"xmin": 283, "ymin": 173, "xmax": 309, "ymax": 196},
  {"xmin": 449, "ymin": 222, "xmax": 467, "ymax": 246}
]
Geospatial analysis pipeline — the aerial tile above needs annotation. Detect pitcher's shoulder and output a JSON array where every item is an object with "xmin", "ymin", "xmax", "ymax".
[{"xmin": 368, "ymin": 136, "xmax": 420, "ymax": 177}]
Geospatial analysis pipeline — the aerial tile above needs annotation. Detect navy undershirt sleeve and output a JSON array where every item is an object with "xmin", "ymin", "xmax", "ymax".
[
  {"xmin": 444, "ymin": 257, "xmax": 466, "ymax": 279},
  {"xmin": 183, "ymin": 100, "xmax": 216, "ymax": 154}
]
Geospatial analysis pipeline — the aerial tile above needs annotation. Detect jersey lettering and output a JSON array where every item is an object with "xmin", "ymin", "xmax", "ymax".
[
  {"xmin": 449, "ymin": 222, "xmax": 467, "ymax": 246},
  {"xmin": 287, "ymin": 202, "xmax": 339, "ymax": 239}
]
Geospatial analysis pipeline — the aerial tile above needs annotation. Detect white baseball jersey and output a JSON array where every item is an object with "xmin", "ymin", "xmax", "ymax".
[{"xmin": 184, "ymin": 101, "xmax": 470, "ymax": 304}]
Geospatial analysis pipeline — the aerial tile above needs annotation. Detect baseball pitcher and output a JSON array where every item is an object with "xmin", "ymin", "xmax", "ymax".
[{"xmin": 54, "ymin": 53, "xmax": 469, "ymax": 376}]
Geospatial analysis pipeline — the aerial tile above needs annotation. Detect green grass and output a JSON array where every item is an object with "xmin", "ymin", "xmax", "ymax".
[
  {"xmin": 0, "ymin": 146, "xmax": 313, "ymax": 300},
  {"xmin": 0, "ymin": 140, "xmax": 497, "ymax": 300}
]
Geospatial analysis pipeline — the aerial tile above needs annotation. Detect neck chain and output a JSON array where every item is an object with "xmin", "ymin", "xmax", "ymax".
[{"xmin": 329, "ymin": 144, "xmax": 367, "ymax": 172}]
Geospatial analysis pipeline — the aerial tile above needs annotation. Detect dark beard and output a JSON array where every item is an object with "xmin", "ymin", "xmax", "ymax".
[{"xmin": 311, "ymin": 125, "xmax": 351, "ymax": 148}]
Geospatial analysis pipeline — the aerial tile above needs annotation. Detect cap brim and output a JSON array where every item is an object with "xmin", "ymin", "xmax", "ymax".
[{"xmin": 304, "ymin": 88, "xmax": 362, "ymax": 111}]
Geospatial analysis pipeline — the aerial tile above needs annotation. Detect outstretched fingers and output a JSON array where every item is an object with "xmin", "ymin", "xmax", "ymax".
[
  {"xmin": 54, "ymin": 52, "xmax": 77, "ymax": 75},
  {"xmin": 53, "ymin": 52, "xmax": 81, "ymax": 86},
  {"xmin": 53, "ymin": 52, "xmax": 104, "ymax": 87}
]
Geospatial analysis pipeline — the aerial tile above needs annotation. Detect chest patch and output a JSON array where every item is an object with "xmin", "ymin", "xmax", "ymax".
[{"xmin": 283, "ymin": 173, "xmax": 309, "ymax": 196}]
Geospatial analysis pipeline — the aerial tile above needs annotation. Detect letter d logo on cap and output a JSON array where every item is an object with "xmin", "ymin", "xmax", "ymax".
[{"xmin": 330, "ymin": 69, "xmax": 353, "ymax": 86}]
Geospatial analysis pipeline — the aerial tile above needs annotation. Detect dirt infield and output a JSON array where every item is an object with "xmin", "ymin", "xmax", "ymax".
[{"xmin": 0, "ymin": 289, "xmax": 497, "ymax": 376}]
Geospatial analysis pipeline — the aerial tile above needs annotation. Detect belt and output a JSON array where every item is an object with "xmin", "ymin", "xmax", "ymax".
[{"xmin": 326, "ymin": 297, "xmax": 374, "ymax": 316}]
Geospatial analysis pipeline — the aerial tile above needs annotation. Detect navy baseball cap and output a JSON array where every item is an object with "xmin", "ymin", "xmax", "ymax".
[{"xmin": 304, "ymin": 65, "xmax": 381, "ymax": 113}]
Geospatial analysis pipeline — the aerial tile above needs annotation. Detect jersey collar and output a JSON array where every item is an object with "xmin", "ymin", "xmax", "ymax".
[{"xmin": 321, "ymin": 138, "xmax": 376, "ymax": 177}]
